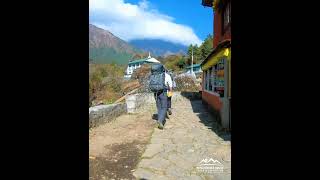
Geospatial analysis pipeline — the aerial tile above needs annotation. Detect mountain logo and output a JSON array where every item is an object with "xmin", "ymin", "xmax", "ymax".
[
  {"xmin": 198, "ymin": 158, "xmax": 223, "ymax": 166},
  {"xmin": 196, "ymin": 157, "xmax": 224, "ymax": 174}
]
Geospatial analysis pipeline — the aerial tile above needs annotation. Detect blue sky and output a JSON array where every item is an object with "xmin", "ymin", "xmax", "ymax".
[
  {"xmin": 89, "ymin": 0, "xmax": 213, "ymax": 46},
  {"xmin": 125, "ymin": 0, "xmax": 213, "ymax": 40}
]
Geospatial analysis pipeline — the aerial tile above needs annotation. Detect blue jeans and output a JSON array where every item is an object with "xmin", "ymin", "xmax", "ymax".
[{"xmin": 154, "ymin": 91, "xmax": 167, "ymax": 125}]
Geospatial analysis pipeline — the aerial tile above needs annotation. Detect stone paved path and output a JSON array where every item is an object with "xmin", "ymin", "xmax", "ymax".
[{"xmin": 133, "ymin": 99, "xmax": 231, "ymax": 180}]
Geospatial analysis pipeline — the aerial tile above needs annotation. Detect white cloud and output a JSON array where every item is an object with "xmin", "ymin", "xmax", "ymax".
[{"xmin": 89, "ymin": 0, "xmax": 202, "ymax": 46}]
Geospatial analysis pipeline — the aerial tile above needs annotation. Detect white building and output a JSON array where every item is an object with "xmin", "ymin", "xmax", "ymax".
[{"xmin": 124, "ymin": 53, "xmax": 160, "ymax": 78}]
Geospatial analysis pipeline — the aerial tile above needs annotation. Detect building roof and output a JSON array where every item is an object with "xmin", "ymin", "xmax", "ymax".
[
  {"xmin": 145, "ymin": 57, "xmax": 160, "ymax": 63},
  {"xmin": 186, "ymin": 64, "xmax": 201, "ymax": 69},
  {"xmin": 128, "ymin": 55, "xmax": 160, "ymax": 65},
  {"xmin": 200, "ymin": 39, "xmax": 231, "ymax": 66},
  {"xmin": 128, "ymin": 58, "xmax": 149, "ymax": 64}
]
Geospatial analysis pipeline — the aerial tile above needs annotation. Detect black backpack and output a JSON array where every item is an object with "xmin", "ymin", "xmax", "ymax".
[{"xmin": 149, "ymin": 63, "xmax": 166, "ymax": 92}]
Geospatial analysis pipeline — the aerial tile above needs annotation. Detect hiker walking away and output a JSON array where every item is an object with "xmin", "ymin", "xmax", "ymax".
[
  {"xmin": 149, "ymin": 63, "xmax": 173, "ymax": 129},
  {"xmin": 167, "ymin": 70, "xmax": 176, "ymax": 115}
]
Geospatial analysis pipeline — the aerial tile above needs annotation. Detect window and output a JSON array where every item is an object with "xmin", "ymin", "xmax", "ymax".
[
  {"xmin": 206, "ymin": 70, "xmax": 209, "ymax": 90},
  {"xmin": 208, "ymin": 70, "xmax": 211, "ymax": 90},
  {"xmin": 214, "ymin": 59, "xmax": 225, "ymax": 97},
  {"xmin": 203, "ymin": 60, "xmax": 226, "ymax": 97},
  {"xmin": 211, "ymin": 66, "xmax": 215, "ymax": 91},
  {"xmin": 204, "ymin": 70, "xmax": 207, "ymax": 90},
  {"xmin": 205, "ymin": 70, "xmax": 209, "ymax": 90},
  {"xmin": 222, "ymin": 1, "xmax": 231, "ymax": 33},
  {"xmin": 204, "ymin": 67, "xmax": 215, "ymax": 92},
  {"xmin": 208, "ymin": 67, "xmax": 213, "ymax": 91}
]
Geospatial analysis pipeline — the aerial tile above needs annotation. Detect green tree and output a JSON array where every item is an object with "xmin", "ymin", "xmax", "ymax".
[
  {"xmin": 177, "ymin": 57, "xmax": 186, "ymax": 69},
  {"xmin": 193, "ymin": 44, "xmax": 201, "ymax": 63},
  {"xmin": 187, "ymin": 44, "xmax": 201, "ymax": 65},
  {"xmin": 199, "ymin": 34, "xmax": 213, "ymax": 61},
  {"xmin": 163, "ymin": 54, "xmax": 184, "ymax": 72}
]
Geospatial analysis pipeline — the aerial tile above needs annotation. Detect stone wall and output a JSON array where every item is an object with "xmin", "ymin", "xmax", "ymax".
[
  {"xmin": 89, "ymin": 103, "xmax": 127, "ymax": 128},
  {"xmin": 89, "ymin": 92, "xmax": 201, "ymax": 128},
  {"xmin": 125, "ymin": 93, "xmax": 155, "ymax": 113},
  {"xmin": 125, "ymin": 92, "xmax": 201, "ymax": 113}
]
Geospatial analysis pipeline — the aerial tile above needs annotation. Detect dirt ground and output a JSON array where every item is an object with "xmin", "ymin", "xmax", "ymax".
[
  {"xmin": 89, "ymin": 95, "xmax": 231, "ymax": 180},
  {"xmin": 89, "ymin": 112, "xmax": 156, "ymax": 180}
]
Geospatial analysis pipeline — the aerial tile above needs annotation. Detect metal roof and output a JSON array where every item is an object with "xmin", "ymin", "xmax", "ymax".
[
  {"xmin": 128, "ymin": 57, "xmax": 160, "ymax": 65},
  {"xmin": 186, "ymin": 64, "xmax": 201, "ymax": 69}
]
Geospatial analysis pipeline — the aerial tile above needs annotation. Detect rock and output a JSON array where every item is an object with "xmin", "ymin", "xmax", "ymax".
[
  {"xmin": 138, "ymin": 157, "xmax": 171, "ymax": 172},
  {"xmin": 150, "ymin": 138, "xmax": 171, "ymax": 144},
  {"xmin": 167, "ymin": 153, "xmax": 194, "ymax": 170},
  {"xmin": 165, "ymin": 165, "xmax": 186, "ymax": 178},
  {"xmin": 142, "ymin": 144, "xmax": 163, "ymax": 158},
  {"xmin": 133, "ymin": 168, "xmax": 156, "ymax": 179},
  {"xmin": 163, "ymin": 144, "xmax": 177, "ymax": 154}
]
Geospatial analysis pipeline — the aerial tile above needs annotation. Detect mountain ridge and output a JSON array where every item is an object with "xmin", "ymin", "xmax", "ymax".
[
  {"xmin": 129, "ymin": 39, "xmax": 188, "ymax": 57},
  {"xmin": 89, "ymin": 24, "xmax": 140, "ymax": 64}
]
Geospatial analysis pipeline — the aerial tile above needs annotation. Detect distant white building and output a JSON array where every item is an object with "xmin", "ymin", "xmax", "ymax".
[
  {"xmin": 185, "ymin": 64, "xmax": 202, "ymax": 74},
  {"xmin": 124, "ymin": 53, "xmax": 160, "ymax": 78}
]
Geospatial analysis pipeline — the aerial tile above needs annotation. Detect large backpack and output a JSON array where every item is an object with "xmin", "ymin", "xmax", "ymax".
[{"xmin": 149, "ymin": 64, "xmax": 166, "ymax": 92}]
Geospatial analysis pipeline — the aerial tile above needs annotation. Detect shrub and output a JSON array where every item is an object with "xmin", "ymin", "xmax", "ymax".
[
  {"xmin": 89, "ymin": 64, "xmax": 126, "ymax": 106},
  {"xmin": 174, "ymin": 75, "xmax": 200, "ymax": 92}
]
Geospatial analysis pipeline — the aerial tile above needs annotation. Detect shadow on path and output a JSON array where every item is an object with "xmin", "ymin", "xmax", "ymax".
[{"xmin": 180, "ymin": 91, "xmax": 231, "ymax": 141}]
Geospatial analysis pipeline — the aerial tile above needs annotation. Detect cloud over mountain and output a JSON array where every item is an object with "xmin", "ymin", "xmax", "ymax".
[{"xmin": 89, "ymin": 0, "xmax": 202, "ymax": 46}]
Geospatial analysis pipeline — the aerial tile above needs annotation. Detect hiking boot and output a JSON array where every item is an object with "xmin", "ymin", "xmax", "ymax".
[
  {"xmin": 152, "ymin": 114, "xmax": 158, "ymax": 120},
  {"xmin": 168, "ymin": 108, "xmax": 172, "ymax": 115},
  {"xmin": 158, "ymin": 122, "xmax": 164, "ymax": 129}
]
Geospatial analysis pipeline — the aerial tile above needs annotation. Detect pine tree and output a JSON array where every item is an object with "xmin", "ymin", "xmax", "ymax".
[
  {"xmin": 187, "ymin": 44, "xmax": 200, "ymax": 65},
  {"xmin": 199, "ymin": 34, "xmax": 214, "ymax": 62},
  {"xmin": 177, "ymin": 57, "xmax": 186, "ymax": 69},
  {"xmin": 187, "ymin": 34, "xmax": 213, "ymax": 65},
  {"xmin": 193, "ymin": 44, "xmax": 201, "ymax": 64}
]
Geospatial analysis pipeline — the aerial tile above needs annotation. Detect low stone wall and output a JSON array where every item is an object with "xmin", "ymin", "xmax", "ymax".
[
  {"xmin": 89, "ymin": 91, "xmax": 201, "ymax": 128},
  {"xmin": 89, "ymin": 103, "xmax": 127, "ymax": 128},
  {"xmin": 125, "ymin": 93, "xmax": 155, "ymax": 113},
  {"xmin": 125, "ymin": 91, "xmax": 201, "ymax": 113}
]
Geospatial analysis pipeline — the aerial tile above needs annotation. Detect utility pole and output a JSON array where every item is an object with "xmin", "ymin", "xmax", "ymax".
[{"xmin": 191, "ymin": 46, "xmax": 194, "ymax": 74}]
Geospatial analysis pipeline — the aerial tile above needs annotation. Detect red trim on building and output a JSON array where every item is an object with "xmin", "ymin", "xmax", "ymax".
[{"xmin": 202, "ymin": 90, "xmax": 223, "ymax": 111}]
